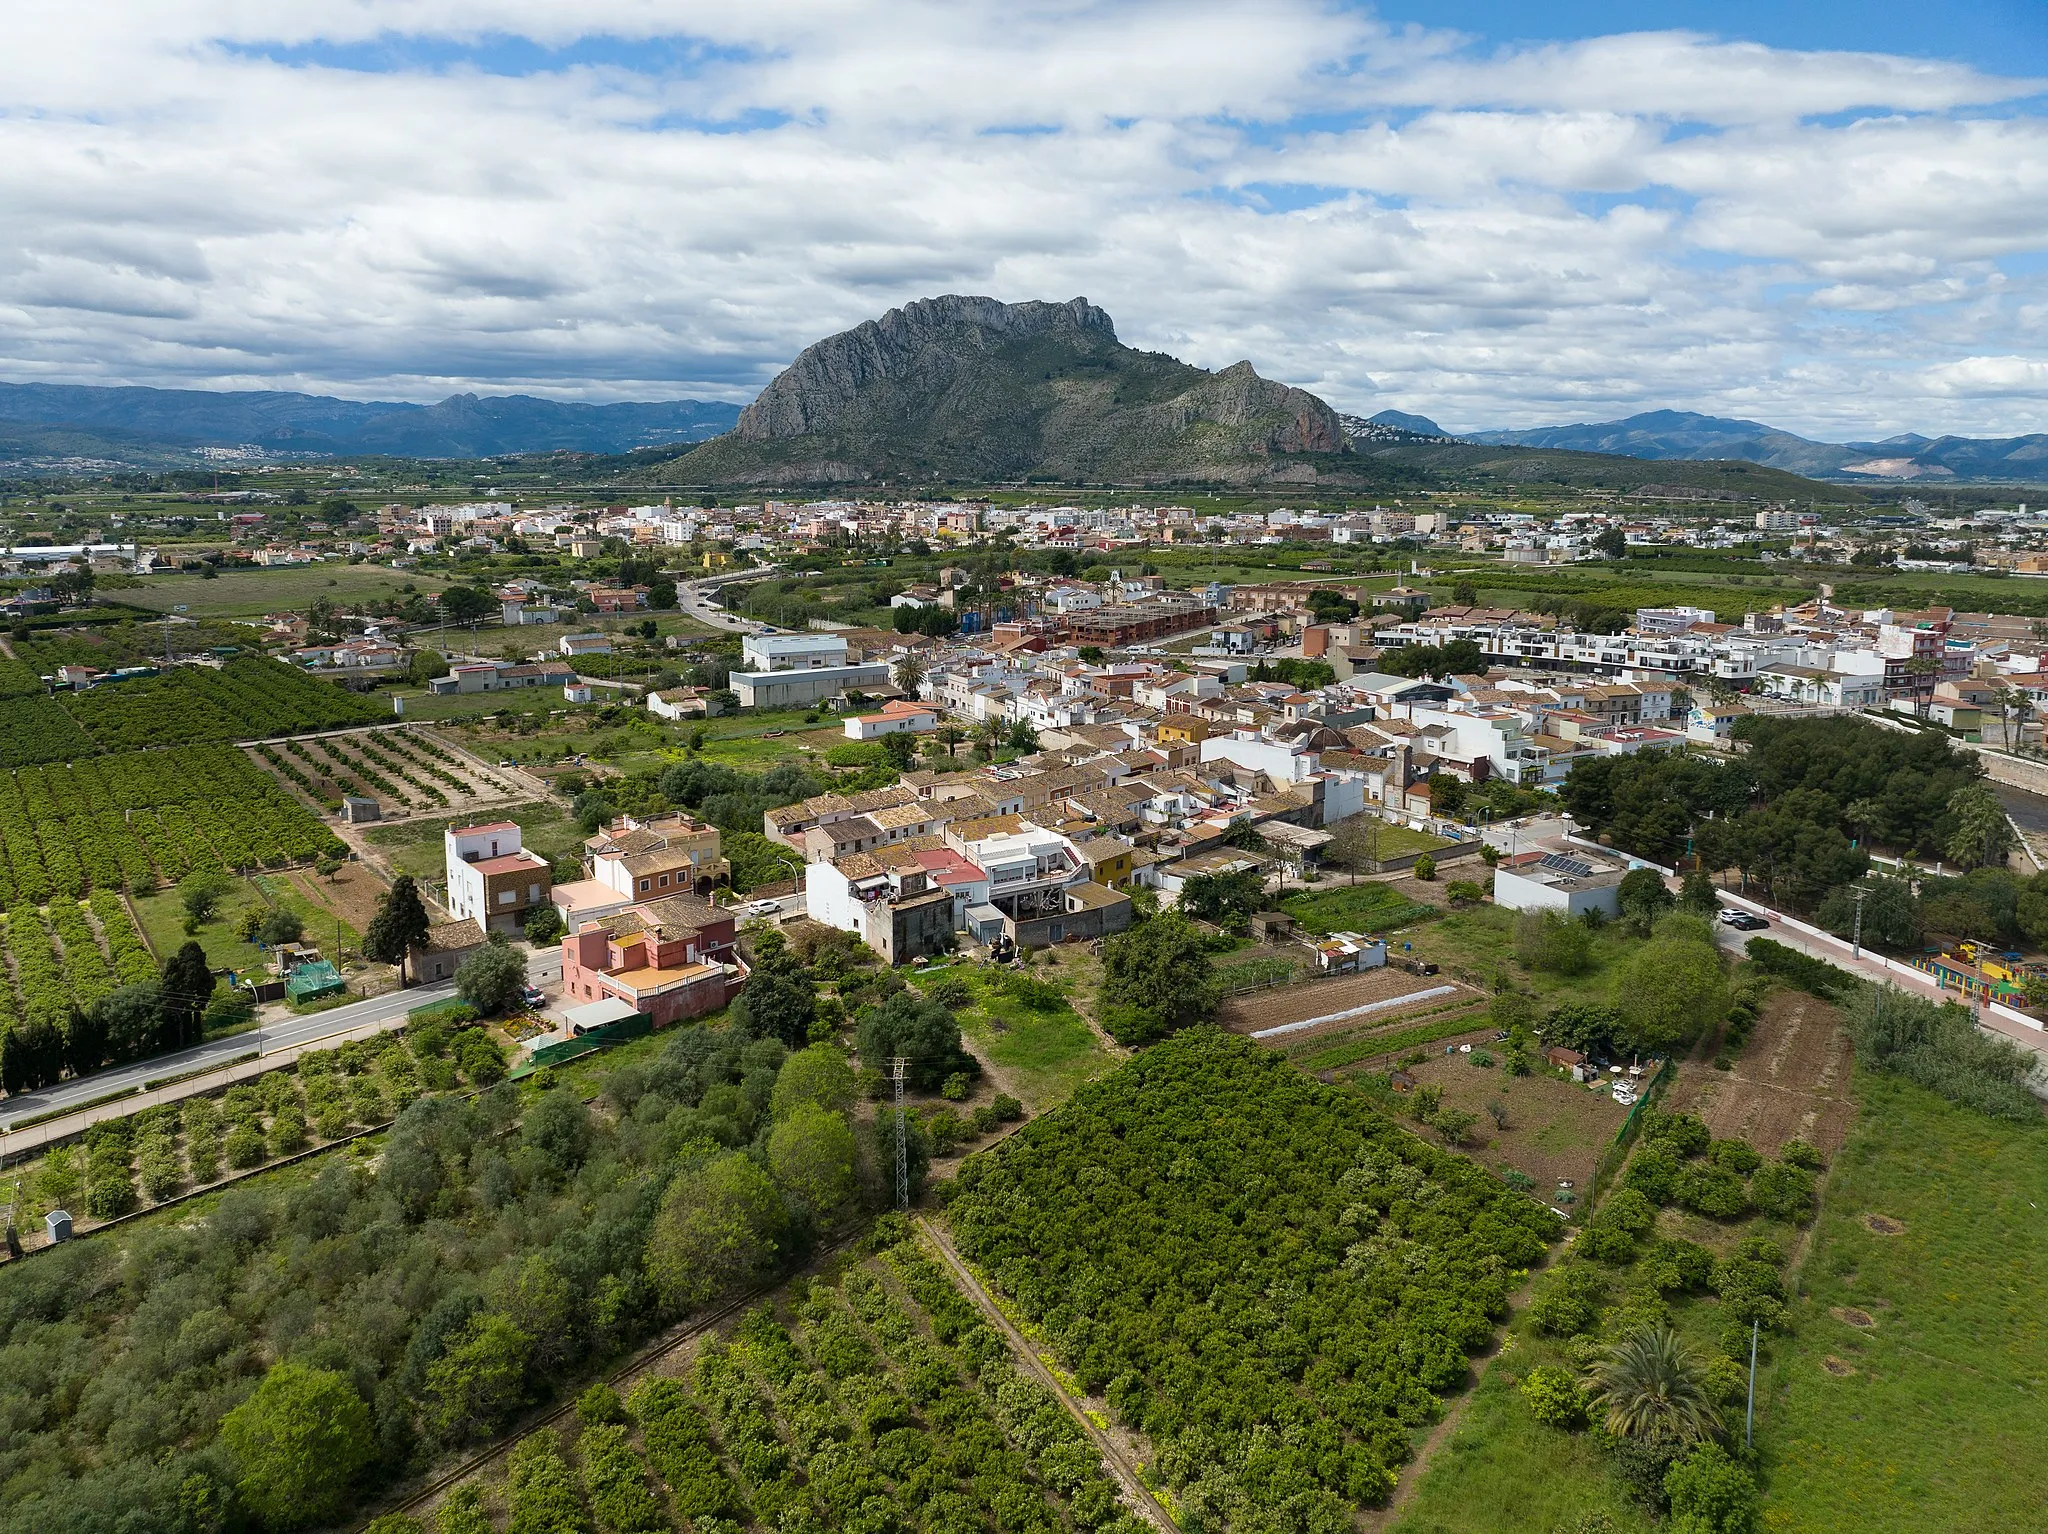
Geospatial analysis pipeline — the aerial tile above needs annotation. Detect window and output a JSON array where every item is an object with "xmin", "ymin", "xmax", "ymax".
[
  {"xmin": 498, "ymin": 889, "xmax": 516, "ymax": 905},
  {"xmin": 640, "ymin": 878, "xmax": 649, "ymax": 892}
]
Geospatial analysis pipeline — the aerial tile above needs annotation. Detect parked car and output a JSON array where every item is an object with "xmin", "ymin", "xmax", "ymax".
[
  {"xmin": 746, "ymin": 899, "xmax": 782, "ymax": 917},
  {"xmin": 521, "ymin": 985, "xmax": 546, "ymax": 1009},
  {"xmin": 1718, "ymin": 908, "xmax": 1768, "ymax": 931}
]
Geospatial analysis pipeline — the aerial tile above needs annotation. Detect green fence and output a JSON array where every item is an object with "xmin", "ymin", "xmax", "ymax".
[
  {"xmin": 508, "ymin": 1013, "xmax": 653, "ymax": 1079},
  {"xmin": 1586, "ymin": 1056, "xmax": 1678, "ymax": 1217}
]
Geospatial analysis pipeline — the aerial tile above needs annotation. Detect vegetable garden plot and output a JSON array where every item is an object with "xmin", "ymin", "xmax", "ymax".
[{"xmin": 946, "ymin": 1030, "xmax": 1561, "ymax": 1530}]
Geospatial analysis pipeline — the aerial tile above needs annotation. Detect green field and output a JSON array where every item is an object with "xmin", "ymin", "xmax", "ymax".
[
  {"xmin": 1279, "ymin": 878, "xmax": 1438, "ymax": 935},
  {"xmin": 1400, "ymin": 902, "xmax": 1644, "ymax": 1001},
  {"xmin": 363, "ymin": 800, "xmax": 585, "ymax": 881},
  {"xmin": 121, "ymin": 564, "xmax": 452, "ymax": 618},
  {"xmin": 911, "ymin": 963, "xmax": 1114, "ymax": 1110},
  {"xmin": 130, "ymin": 879, "xmax": 274, "ymax": 975},
  {"xmin": 1757, "ymin": 1071, "xmax": 2048, "ymax": 1532}
]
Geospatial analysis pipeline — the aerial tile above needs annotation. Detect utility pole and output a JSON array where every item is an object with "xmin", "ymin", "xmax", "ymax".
[
  {"xmin": 889, "ymin": 1057, "xmax": 910, "ymax": 1212},
  {"xmin": 1850, "ymin": 883, "xmax": 1869, "ymax": 960},
  {"xmin": 1745, "ymin": 1318, "xmax": 1759, "ymax": 1451}
]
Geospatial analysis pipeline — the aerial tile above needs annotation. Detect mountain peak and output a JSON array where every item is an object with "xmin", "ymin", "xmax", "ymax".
[{"xmin": 680, "ymin": 295, "xmax": 1349, "ymax": 486}]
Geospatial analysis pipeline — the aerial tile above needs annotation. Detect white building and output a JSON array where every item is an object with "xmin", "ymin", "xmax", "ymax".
[
  {"xmin": 844, "ymin": 701, "xmax": 939, "ymax": 740},
  {"xmin": 445, "ymin": 821, "xmax": 554, "ymax": 936},
  {"xmin": 1491, "ymin": 847, "xmax": 1628, "ymax": 920},
  {"xmin": 730, "ymin": 632, "xmax": 892, "ymax": 709}
]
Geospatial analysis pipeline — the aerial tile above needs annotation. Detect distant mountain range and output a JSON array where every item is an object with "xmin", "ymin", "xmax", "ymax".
[
  {"xmin": 658, "ymin": 295, "xmax": 1352, "ymax": 487},
  {"xmin": 0, "ymin": 383, "xmax": 740, "ymax": 465},
  {"xmin": 1463, "ymin": 409, "xmax": 2048, "ymax": 483}
]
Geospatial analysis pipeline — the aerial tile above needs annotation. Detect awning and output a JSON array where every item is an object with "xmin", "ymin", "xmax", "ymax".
[{"xmin": 563, "ymin": 997, "xmax": 641, "ymax": 1032}]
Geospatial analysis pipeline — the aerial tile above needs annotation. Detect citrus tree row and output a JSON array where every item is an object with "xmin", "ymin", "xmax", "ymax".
[
  {"xmin": 63, "ymin": 657, "xmax": 386, "ymax": 753},
  {"xmin": 457, "ymin": 1235, "xmax": 1146, "ymax": 1534},
  {"xmin": 946, "ymin": 1030, "xmax": 1563, "ymax": 1527},
  {"xmin": 0, "ymin": 745, "xmax": 339, "ymax": 902}
]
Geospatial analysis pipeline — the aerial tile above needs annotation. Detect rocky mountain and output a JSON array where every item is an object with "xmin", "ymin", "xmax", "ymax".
[
  {"xmin": 0, "ymin": 382, "xmax": 739, "ymax": 463},
  {"xmin": 1366, "ymin": 408, "xmax": 1449, "ymax": 436},
  {"xmin": 665, "ymin": 295, "xmax": 1352, "ymax": 486},
  {"xmin": 1467, "ymin": 408, "xmax": 2048, "ymax": 482}
]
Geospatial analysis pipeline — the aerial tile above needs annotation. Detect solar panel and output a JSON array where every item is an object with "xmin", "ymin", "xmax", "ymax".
[{"xmin": 1539, "ymin": 852, "xmax": 1594, "ymax": 878}]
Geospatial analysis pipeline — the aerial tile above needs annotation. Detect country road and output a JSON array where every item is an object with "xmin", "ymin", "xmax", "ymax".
[{"xmin": 0, "ymin": 949, "xmax": 558, "ymax": 1133}]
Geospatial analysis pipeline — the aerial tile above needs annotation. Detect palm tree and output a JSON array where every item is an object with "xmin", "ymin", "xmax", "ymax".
[
  {"xmin": 893, "ymin": 652, "xmax": 927, "ymax": 697},
  {"xmin": 974, "ymin": 717, "xmax": 1007, "ymax": 761},
  {"xmin": 1903, "ymin": 654, "xmax": 1941, "ymax": 717},
  {"xmin": 1584, "ymin": 1326, "xmax": 1722, "ymax": 1444}
]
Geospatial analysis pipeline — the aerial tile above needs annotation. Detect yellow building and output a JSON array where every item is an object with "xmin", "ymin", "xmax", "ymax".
[{"xmin": 1156, "ymin": 717, "xmax": 1214, "ymax": 746}]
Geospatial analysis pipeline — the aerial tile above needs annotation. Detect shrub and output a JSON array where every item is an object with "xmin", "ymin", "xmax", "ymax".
[
  {"xmin": 1675, "ymin": 1164, "xmax": 1749, "ymax": 1220},
  {"xmin": 1623, "ymin": 1142, "xmax": 1683, "ymax": 1206},
  {"xmin": 940, "ymin": 1072, "xmax": 971, "ymax": 1102},
  {"xmin": 1530, "ymin": 1264, "xmax": 1607, "ymax": 1337},
  {"xmin": 1521, "ymin": 1364, "xmax": 1588, "ymax": 1430},
  {"xmin": 1706, "ymin": 1138, "xmax": 1761, "ymax": 1176},
  {"xmin": 1744, "ymin": 936, "xmax": 1848, "ymax": 999},
  {"xmin": 1664, "ymin": 1442, "xmax": 1760, "ymax": 1534},
  {"xmin": 1413, "ymin": 853, "xmax": 1436, "ymax": 881},
  {"xmin": 1779, "ymin": 1138, "xmax": 1826, "ymax": 1171},
  {"xmin": 1639, "ymin": 1238, "xmax": 1715, "ymax": 1294},
  {"xmin": 1639, "ymin": 1110, "xmax": 1709, "ymax": 1157},
  {"xmin": 1749, "ymin": 1162, "xmax": 1817, "ymax": 1223},
  {"xmin": 225, "ymin": 1122, "xmax": 267, "ymax": 1170}
]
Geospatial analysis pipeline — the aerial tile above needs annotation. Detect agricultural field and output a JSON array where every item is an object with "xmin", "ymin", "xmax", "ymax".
[
  {"xmin": 0, "ymin": 1020, "xmax": 900, "ymax": 1534},
  {"xmin": 0, "ymin": 655, "xmax": 386, "ymax": 766},
  {"xmin": 255, "ymin": 726, "xmax": 522, "ymax": 815},
  {"xmin": 5, "ymin": 1020, "xmax": 507, "ymax": 1245},
  {"xmin": 907, "ymin": 962, "xmax": 1115, "ymax": 1112},
  {"xmin": 438, "ymin": 1236, "xmax": 1149, "ymax": 1534},
  {"xmin": 1278, "ymin": 878, "xmax": 1439, "ymax": 937},
  {"xmin": 1389, "ymin": 1099, "xmax": 1828, "ymax": 1534},
  {"xmin": 1662, "ymin": 989, "xmax": 1857, "ymax": 1159},
  {"xmin": 0, "ymin": 744, "xmax": 340, "ymax": 905},
  {"xmin": 1218, "ymin": 966, "xmax": 1476, "ymax": 1041},
  {"xmin": 1756, "ymin": 1070, "xmax": 2048, "ymax": 1532},
  {"xmin": 0, "ymin": 893, "xmax": 156, "ymax": 1031},
  {"xmin": 116, "ymin": 563, "xmax": 454, "ymax": 618},
  {"xmin": 1388, "ymin": 1048, "xmax": 1633, "ymax": 1196},
  {"xmin": 947, "ymin": 1030, "xmax": 1561, "ymax": 1527}
]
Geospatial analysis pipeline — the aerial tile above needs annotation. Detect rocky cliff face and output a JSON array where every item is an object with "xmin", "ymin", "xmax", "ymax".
[{"xmin": 664, "ymin": 295, "xmax": 1350, "ymax": 486}]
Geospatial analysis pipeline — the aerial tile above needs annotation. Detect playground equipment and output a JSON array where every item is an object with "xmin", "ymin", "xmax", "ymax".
[{"xmin": 1907, "ymin": 940, "xmax": 2043, "ymax": 1006}]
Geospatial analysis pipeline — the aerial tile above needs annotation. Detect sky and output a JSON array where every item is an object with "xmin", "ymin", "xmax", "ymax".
[{"xmin": 2, "ymin": 2, "xmax": 2047, "ymax": 439}]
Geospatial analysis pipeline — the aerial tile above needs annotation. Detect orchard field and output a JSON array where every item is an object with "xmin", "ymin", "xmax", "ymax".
[
  {"xmin": 947, "ymin": 1030, "xmax": 1561, "ymax": 1528},
  {"xmin": 0, "ymin": 743, "xmax": 337, "ymax": 905}
]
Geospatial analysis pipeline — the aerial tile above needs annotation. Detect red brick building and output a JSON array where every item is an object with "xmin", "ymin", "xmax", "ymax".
[{"xmin": 559, "ymin": 894, "xmax": 743, "ymax": 1026}]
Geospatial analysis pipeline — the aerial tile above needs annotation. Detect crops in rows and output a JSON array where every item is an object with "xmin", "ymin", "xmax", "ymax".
[
  {"xmin": 0, "ymin": 744, "xmax": 338, "ymax": 903},
  {"xmin": 457, "ymin": 1235, "xmax": 1146, "ymax": 1534},
  {"xmin": 59, "ymin": 655, "xmax": 385, "ymax": 755},
  {"xmin": 0, "ymin": 894, "xmax": 152, "ymax": 1027},
  {"xmin": 0, "ymin": 697, "xmax": 95, "ymax": 768},
  {"xmin": 21, "ymin": 1021, "xmax": 508, "ymax": 1230},
  {"xmin": 947, "ymin": 1030, "xmax": 1561, "ymax": 1528}
]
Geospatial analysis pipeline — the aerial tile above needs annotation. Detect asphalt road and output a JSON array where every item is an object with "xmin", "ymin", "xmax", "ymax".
[
  {"xmin": 677, "ymin": 568, "xmax": 781, "ymax": 635},
  {"xmin": 0, "ymin": 950, "xmax": 558, "ymax": 1131}
]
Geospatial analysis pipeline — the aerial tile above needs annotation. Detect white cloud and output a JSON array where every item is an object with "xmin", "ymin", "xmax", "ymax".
[{"xmin": 0, "ymin": 2, "xmax": 2042, "ymax": 440}]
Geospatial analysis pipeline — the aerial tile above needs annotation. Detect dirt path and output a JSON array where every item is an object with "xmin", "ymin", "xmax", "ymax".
[
  {"xmin": 916, "ymin": 1216, "xmax": 1175, "ymax": 1534},
  {"xmin": 1361, "ymin": 1237, "xmax": 1566, "ymax": 1531}
]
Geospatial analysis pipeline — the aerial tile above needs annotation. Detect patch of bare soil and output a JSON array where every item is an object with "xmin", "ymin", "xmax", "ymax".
[
  {"xmin": 1397, "ymin": 1053, "xmax": 1630, "ymax": 1196},
  {"xmin": 1865, "ymin": 1213, "xmax": 1905, "ymax": 1235},
  {"xmin": 1221, "ymin": 967, "xmax": 1474, "ymax": 1040},
  {"xmin": 1662, "ymin": 989, "xmax": 1855, "ymax": 1157},
  {"xmin": 1832, "ymin": 1306, "xmax": 1876, "ymax": 1328},
  {"xmin": 1821, "ymin": 1356, "xmax": 1856, "ymax": 1377},
  {"xmin": 295, "ymin": 863, "xmax": 391, "ymax": 933}
]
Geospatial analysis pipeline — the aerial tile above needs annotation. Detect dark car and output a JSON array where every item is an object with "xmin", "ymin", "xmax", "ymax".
[{"xmin": 1718, "ymin": 909, "xmax": 1768, "ymax": 932}]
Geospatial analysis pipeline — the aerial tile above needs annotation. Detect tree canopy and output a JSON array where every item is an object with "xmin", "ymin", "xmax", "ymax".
[
  {"xmin": 1098, "ymin": 910, "xmax": 1216, "ymax": 1044},
  {"xmin": 220, "ymin": 1362, "xmax": 375, "ymax": 1530}
]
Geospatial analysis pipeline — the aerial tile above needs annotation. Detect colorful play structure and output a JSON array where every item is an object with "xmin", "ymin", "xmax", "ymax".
[{"xmin": 1906, "ymin": 941, "xmax": 2042, "ymax": 1007}]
